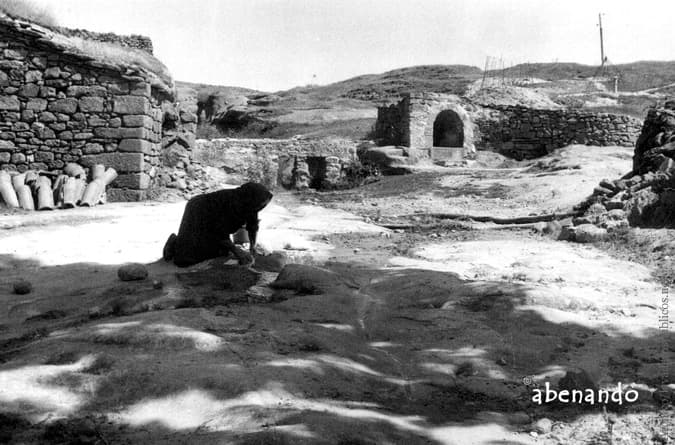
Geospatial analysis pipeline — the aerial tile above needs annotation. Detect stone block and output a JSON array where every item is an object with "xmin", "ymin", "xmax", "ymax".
[
  {"xmin": 0, "ymin": 96, "xmax": 20, "ymax": 111},
  {"xmin": 93, "ymin": 127, "xmax": 122, "ymax": 139},
  {"xmin": 26, "ymin": 98, "xmax": 48, "ymax": 111},
  {"xmin": 79, "ymin": 97, "xmax": 105, "ymax": 113},
  {"xmin": 0, "ymin": 140, "xmax": 15, "ymax": 150},
  {"xmin": 19, "ymin": 83, "xmax": 40, "ymax": 97},
  {"xmin": 130, "ymin": 82, "xmax": 151, "ymax": 97},
  {"xmin": 4, "ymin": 49, "xmax": 26, "ymax": 60},
  {"xmin": 66, "ymin": 85, "xmax": 107, "ymax": 97},
  {"xmin": 83, "ymin": 143, "xmax": 104, "ymax": 154},
  {"xmin": 25, "ymin": 70, "xmax": 42, "ymax": 83},
  {"xmin": 44, "ymin": 67, "xmax": 63, "ymax": 79},
  {"xmin": 106, "ymin": 188, "xmax": 147, "ymax": 202},
  {"xmin": 113, "ymin": 96, "xmax": 149, "ymax": 114},
  {"xmin": 88, "ymin": 116, "xmax": 106, "ymax": 127},
  {"xmin": 39, "ymin": 86, "xmax": 56, "ymax": 98},
  {"xmin": 118, "ymin": 138, "xmax": 155, "ymax": 154},
  {"xmin": 48, "ymin": 98, "xmax": 78, "ymax": 114},
  {"xmin": 0, "ymin": 152, "xmax": 10, "ymax": 162},
  {"xmin": 11, "ymin": 153, "xmax": 26, "ymax": 163},
  {"xmin": 80, "ymin": 152, "xmax": 144, "ymax": 173},
  {"xmin": 122, "ymin": 114, "xmax": 154, "ymax": 128},
  {"xmin": 21, "ymin": 110, "xmax": 35, "ymax": 122},
  {"xmin": 35, "ymin": 151, "xmax": 54, "ymax": 162},
  {"xmin": 113, "ymin": 173, "xmax": 151, "ymax": 189},
  {"xmin": 38, "ymin": 112, "xmax": 57, "ymax": 123}
]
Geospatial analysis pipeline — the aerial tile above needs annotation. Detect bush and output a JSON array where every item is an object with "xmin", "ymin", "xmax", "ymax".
[
  {"xmin": 331, "ymin": 161, "xmax": 381, "ymax": 190},
  {"xmin": 245, "ymin": 150, "xmax": 278, "ymax": 190}
]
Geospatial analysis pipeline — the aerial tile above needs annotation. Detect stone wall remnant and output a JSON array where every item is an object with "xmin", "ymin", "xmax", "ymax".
[
  {"xmin": 193, "ymin": 138, "xmax": 358, "ymax": 190},
  {"xmin": 375, "ymin": 93, "xmax": 642, "ymax": 161}
]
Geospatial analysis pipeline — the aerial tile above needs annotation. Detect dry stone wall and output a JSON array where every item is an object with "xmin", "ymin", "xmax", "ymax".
[
  {"xmin": 474, "ymin": 105, "xmax": 642, "ymax": 160},
  {"xmin": 375, "ymin": 93, "xmax": 643, "ymax": 160},
  {"xmin": 0, "ymin": 15, "xmax": 195, "ymax": 201},
  {"xmin": 58, "ymin": 28, "xmax": 153, "ymax": 54},
  {"xmin": 193, "ymin": 138, "xmax": 358, "ymax": 190}
]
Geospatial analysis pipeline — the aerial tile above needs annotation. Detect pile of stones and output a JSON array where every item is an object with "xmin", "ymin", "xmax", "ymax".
[{"xmin": 562, "ymin": 102, "xmax": 675, "ymax": 242}]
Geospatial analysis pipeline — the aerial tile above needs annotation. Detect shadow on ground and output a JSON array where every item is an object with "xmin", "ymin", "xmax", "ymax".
[{"xmin": 0, "ymin": 254, "xmax": 673, "ymax": 444}]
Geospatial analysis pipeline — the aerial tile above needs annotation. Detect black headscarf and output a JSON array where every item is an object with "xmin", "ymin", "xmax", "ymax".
[{"xmin": 233, "ymin": 182, "xmax": 273, "ymax": 215}]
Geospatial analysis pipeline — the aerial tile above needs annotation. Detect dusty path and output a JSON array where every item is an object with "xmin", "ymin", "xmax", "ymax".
[{"xmin": 0, "ymin": 146, "xmax": 673, "ymax": 444}]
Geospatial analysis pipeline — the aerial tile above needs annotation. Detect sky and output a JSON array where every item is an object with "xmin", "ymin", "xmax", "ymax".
[{"xmin": 28, "ymin": 0, "xmax": 675, "ymax": 92}]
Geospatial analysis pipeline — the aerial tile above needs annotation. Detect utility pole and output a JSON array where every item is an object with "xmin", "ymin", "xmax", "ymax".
[{"xmin": 598, "ymin": 13, "xmax": 606, "ymax": 74}]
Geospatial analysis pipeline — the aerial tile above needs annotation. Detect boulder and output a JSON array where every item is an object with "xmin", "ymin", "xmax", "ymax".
[
  {"xmin": 271, "ymin": 264, "xmax": 346, "ymax": 294},
  {"xmin": 626, "ymin": 188, "xmax": 659, "ymax": 226},
  {"xmin": 574, "ymin": 224, "xmax": 608, "ymax": 243},
  {"xmin": 117, "ymin": 263, "xmax": 148, "ymax": 281},
  {"xmin": 358, "ymin": 146, "xmax": 415, "ymax": 175},
  {"xmin": 532, "ymin": 418, "xmax": 553, "ymax": 435},
  {"xmin": 557, "ymin": 225, "xmax": 576, "ymax": 241}
]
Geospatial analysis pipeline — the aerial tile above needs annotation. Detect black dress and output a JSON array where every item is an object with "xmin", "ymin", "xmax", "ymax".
[{"xmin": 163, "ymin": 182, "xmax": 273, "ymax": 267}]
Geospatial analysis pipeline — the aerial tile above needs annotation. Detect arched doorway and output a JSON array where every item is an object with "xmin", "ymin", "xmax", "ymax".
[{"xmin": 433, "ymin": 110, "xmax": 464, "ymax": 147}]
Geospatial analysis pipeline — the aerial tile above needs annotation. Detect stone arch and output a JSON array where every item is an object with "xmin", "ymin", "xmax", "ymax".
[
  {"xmin": 420, "ymin": 102, "xmax": 475, "ymax": 154},
  {"xmin": 433, "ymin": 110, "xmax": 464, "ymax": 147}
]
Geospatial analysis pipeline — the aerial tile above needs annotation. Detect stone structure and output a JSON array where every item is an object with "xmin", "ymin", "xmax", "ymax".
[
  {"xmin": 0, "ymin": 13, "xmax": 196, "ymax": 201},
  {"xmin": 376, "ymin": 93, "xmax": 475, "ymax": 161},
  {"xmin": 375, "ymin": 93, "xmax": 642, "ymax": 161},
  {"xmin": 475, "ymin": 105, "xmax": 642, "ymax": 160},
  {"xmin": 563, "ymin": 101, "xmax": 675, "ymax": 240},
  {"xmin": 57, "ymin": 29, "xmax": 154, "ymax": 54},
  {"xmin": 193, "ymin": 138, "xmax": 358, "ymax": 190}
]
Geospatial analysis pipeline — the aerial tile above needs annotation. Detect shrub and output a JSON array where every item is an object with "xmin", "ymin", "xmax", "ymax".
[{"xmin": 245, "ymin": 150, "xmax": 278, "ymax": 189}]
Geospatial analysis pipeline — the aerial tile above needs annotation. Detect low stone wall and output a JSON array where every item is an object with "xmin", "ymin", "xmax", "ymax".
[
  {"xmin": 194, "ymin": 138, "xmax": 358, "ymax": 189},
  {"xmin": 475, "ymin": 105, "xmax": 642, "ymax": 159},
  {"xmin": 58, "ymin": 28, "xmax": 154, "ymax": 54}
]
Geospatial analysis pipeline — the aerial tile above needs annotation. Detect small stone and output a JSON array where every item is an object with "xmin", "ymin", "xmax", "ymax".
[
  {"xmin": 585, "ymin": 202, "xmax": 607, "ymax": 216},
  {"xmin": 543, "ymin": 220, "xmax": 561, "ymax": 235},
  {"xmin": 653, "ymin": 384, "xmax": 675, "ymax": 404},
  {"xmin": 508, "ymin": 411, "xmax": 530, "ymax": 425},
  {"xmin": 574, "ymin": 224, "xmax": 608, "ymax": 243},
  {"xmin": 13, "ymin": 280, "xmax": 32, "ymax": 295},
  {"xmin": 593, "ymin": 186, "xmax": 613, "ymax": 196},
  {"xmin": 152, "ymin": 280, "xmax": 163, "ymax": 289},
  {"xmin": 606, "ymin": 209, "xmax": 626, "ymax": 220},
  {"xmin": 533, "ymin": 418, "xmax": 553, "ymax": 434},
  {"xmin": 573, "ymin": 216, "xmax": 594, "ymax": 226},
  {"xmin": 558, "ymin": 225, "xmax": 576, "ymax": 241},
  {"xmin": 117, "ymin": 263, "xmax": 148, "ymax": 281}
]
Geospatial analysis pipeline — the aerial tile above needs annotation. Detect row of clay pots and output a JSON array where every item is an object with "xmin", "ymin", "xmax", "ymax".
[{"xmin": 0, "ymin": 163, "xmax": 118, "ymax": 210}]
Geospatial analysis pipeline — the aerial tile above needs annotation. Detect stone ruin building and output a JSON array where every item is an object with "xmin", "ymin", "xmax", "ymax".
[
  {"xmin": 375, "ymin": 93, "xmax": 643, "ymax": 161},
  {"xmin": 0, "ymin": 12, "xmax": 196, "ymax": 201}
]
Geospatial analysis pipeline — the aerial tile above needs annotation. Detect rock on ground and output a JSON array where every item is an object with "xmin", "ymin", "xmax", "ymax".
[{"xmin": 117, "ymin": 263, "xmax": 148, "ymax": 281}]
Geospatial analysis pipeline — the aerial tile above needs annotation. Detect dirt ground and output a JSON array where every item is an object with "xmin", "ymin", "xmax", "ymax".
[{"xmin": 0, "ymin": 145, "xmax": 673, "ymax": 445}]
